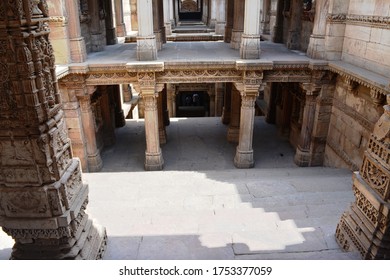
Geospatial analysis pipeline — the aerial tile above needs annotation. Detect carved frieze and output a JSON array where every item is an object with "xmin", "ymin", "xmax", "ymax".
[
  {"xmin": 85, "ymin": 72, "xmax": 137, "ymax": 85},
  {"xmin": 360, "ymin": 155, "xmax": 390, "ymax": 201},
  {"xmin": 157, "ymin": 69, "xmax": 242, "ymax": 84},
  {"xmin": 264, "ymin": 69, "xmax": 312, "ymax": 83}
]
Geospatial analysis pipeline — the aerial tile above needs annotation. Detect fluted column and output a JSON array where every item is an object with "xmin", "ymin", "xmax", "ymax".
[
  {"xmin": 227, "ymin": 85, "xmax": 241, "ymax": 142},
  {"xmin": 294, "ymin": 83, "xmax": 320, "ymax": 167},
  {"xmin": 240, "ymin": 0, "xmax": 261, "ymax": 59},
  {"xmin": 234, "ymin": 84, "xmax": 260, "ymax": 168},
  {"xmin": 0, "ymin": 0, "xmax": 106, "ymax": 260},
  {"xmin": 231, "ymin": 0, "xmax": 245, "ymax": 49},
  {"xmin": 79, "ymin": 91, "xmax": 104, "ymax": 172},
  {"xmin": 115, "ymin": 0, "xmax": 127, "ymax": 36},
  {"xmin": 137, "ymin": 0, "xmax": 157, "ymax": 60}
]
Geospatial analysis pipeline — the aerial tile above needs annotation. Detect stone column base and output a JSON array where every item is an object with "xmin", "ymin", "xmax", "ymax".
[
  {"xmin": 106, "ymin": 28, "xmax": 118, "ymax": 45},
  {"xmin": 215, "ymin": 22, "xmax": 226, "ymax": 35},
  {"xmin": 224, "ymin": 26, "xmax": 232, "ymax": 43},
  {"xmin": 165, "ymin": 22, "xmax": 172, "ymax": 36},
  {"xmin": 154, "ymin": 31, "xmax": 163, "ymax": 50},
  {"xmin": 69, "ymin": 37, "xmax": 87, "ymax": 63},
  {"xmin": 87, "ymin": 152, "xmax": 103, "ymax": 172},
  {"xmin": 116, "ymin": 23, "xmax": 127, "ymax": 37},
  {"xmin": 294, "ymin": 147, "xmax": 310, "ymax": 167},
  {"xmin": 227, "ymin": 127, "xmax": 239, "ymax": 142},
  {"xmin": 9, "ymin": 218, "xmax": 107, "ymax": 260},
  {"xmin": 145, "ymin": 151, "xmax": 164, "ymax": 171},
  {"xmin": 231, "ymin": 30, "xmax": 243, "ymax": 49},
  {"xmin": 137, "ymin": 36, "xmax": 158, "ymax": 61},
  {"xmin": 91, "ymin": 33, "xmax": 105, "ymax": 52},
  {"xmin": 307, "ymin": 35, "xmax": 326, "ymax": 59},
  {"xmin": 234, "ymin": 147, "xmax": 254, "ymax": 168},
  {"xmin": 240, "ymin": 34, "xmax": 261, "ymax": 59}
]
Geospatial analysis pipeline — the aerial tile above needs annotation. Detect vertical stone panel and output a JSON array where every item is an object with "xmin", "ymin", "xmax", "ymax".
[{"xmin": 0, "ymin": 0, "xmax": 106, "ymax": 259}]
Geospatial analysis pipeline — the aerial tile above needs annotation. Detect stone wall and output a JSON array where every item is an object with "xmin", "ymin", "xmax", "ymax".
[
  {"xmin": 324, "ymin": 77, "xmax": 383, "ymax": 170},
  {"xmin": 341, "ymin": 0, "xmax": 390, "ymax": 77}
]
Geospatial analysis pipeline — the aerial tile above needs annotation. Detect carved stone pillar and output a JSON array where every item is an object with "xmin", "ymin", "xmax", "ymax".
[
  {"xmin": 307, "ymin": 0, "xmax": 329, "ymax": 59},
  {"xmin": 323, "ymin": 0, "xmax": 350, "ymax": 60},
  {"xmin": 78, "ymin": 90, "xmax": 104, "ymax": 172},
  {"xmin": 210, "ymin": 93, "xmax": 216, "ymax": 117},
  {"xmin": 224, "ymin": 0, "xmax": 234, "ymax": 43},
  {"xmin": 153, "ymin": 0, "xmax": 165, "ymax": 51},
  {"xmin": 115, "ymin": 0, "xmax": 127, "ymax": 36},
  {"xmin": 130, "ymin": 0, "xmax": 138, "ymax": 31},
  {"xmin": 157, "ymin": 84, "xmax": 167, "ymax": 144},
  {"xmin": 234, "ymin": 83, "xmax": 260, "ymax": 168},
  {"xmin": 227, "ymin": 85, "xmax": 241, "ymax": 142},
  {"xmin": 163, "ymin": 0, "xmax": 172, "ymax": 35},
  {"xmin": 215, "ymin": 0, "xmax": 226, "ymax": 35},
  {"xmin": 261, "ymin": 0, "xmax": 271, "ymax": 35},
  {"xmin": 47, "ymin": 0, "xmax": 71, "ymax": 64},
  {"xmin": 0, "ymin": 0, "xmax": 106, "ymax": 259},
  {"xmin": 88, "ymin": 0, "xmax": 105, "ymax": 51},
  {"xmin": 240, "ymin": 0, "xmax": 261, "ymax": 59},
  {"xmin": 142, "ymin": 93, "xmax": 164, "ymax": 170},
  {"xmin": 231, "ymin": 0, "xmax": 245, "ymax": 49},
  {"xmin": 167, "ymin": 84, "xmax": 176, "ymax": 117},
  {"xmin": 272, "ymin": 0, "xmax": 284, "ymax": 43},
  {"xmin": 336, "ymin": 95, "xmax": 390, "ymax": 259},
  {"xmin": 287, "ymin": 0, "xmax": 302, "ymax": 50},
  {"xmin": 59, "ymin": 77, "xmax": 89, "ymax": 172},
  {"xmin": 294, "ymin": 83, "xmax": 320, "ymax": 167},
  {"xmin": 137, "ymin": 0, "xmax": 157, "ymax": 60},
  {"xmin": 209, "ymin": 0, "xmax": 217, "ymax": 28},
  {"xmin": 215, "ymin": 83, "xmax": 225, "ymax": 117},
  {"xmin": 66, "ymin": 0, "xmax": 87, "ymax": 62},
  {"xmin": 104, "ymin": 0, "xmax": 118, "ymax": 45},
  {"xmin": 169, "ymin": 0, "xmax": 175, "ymax": 27},
  {"xmin": 137, "ymin": 73, "xmax": 164, "ymax": 170},
  {"xmin": 100, "ymin": 86, "xmax": 116, "ymax": 146},
  {"xmin": 112, "ymin": 85, "xmax": 126, "ymax": 128},
  {"xmin": 222, "ymin": 83, "xmax": 232, "ymax": 124}
]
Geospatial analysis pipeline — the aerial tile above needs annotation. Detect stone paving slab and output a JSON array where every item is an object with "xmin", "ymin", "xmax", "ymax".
[{"xmin": 0, "ymin": 117, "xmax": 360, "ymax": 260}]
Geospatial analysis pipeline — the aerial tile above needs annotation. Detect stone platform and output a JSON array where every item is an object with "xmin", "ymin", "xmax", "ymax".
[{"xmin": 0, "ymin": 117, "xmax": 360, "ymax": 260}]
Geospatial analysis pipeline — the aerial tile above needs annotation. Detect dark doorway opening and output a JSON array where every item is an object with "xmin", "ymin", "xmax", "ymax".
[
  {"xmin": 176, "ymin": 91, "xmax": 210, "ymax": 117},
  {"xmin": 178, "ymin": 0, "xmax": 203, "ymax": 21}
]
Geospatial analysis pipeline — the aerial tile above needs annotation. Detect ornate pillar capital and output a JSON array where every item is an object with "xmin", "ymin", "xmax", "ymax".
[{"xmin": 301, "ymin": 82, "xmax": 322, "ymax": 96}]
